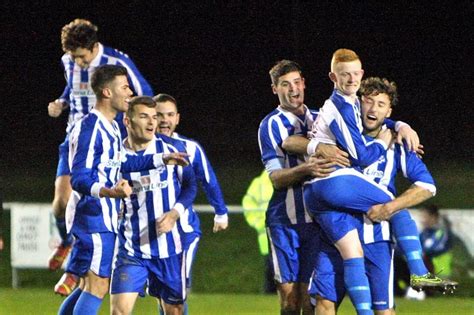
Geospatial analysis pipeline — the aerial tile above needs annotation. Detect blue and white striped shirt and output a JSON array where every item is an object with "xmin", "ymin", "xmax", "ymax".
[
  {"xmin": 66, "ymin": 109, "xmax": 162, "ymax": 234},
  {"xmin": 308, "ymin": 90, "xmax": 388, "ymax": 168},
  {"xmin": 360, "ymin": 134, "xmax": 436, "ymax": 244},
  {"xmin": 119, "ymin": 135, "xmax": 197, "ymax": 259},
  {"xmin": 258, "ymin": 105, "xmax": 318, "ymax": 226},
  {"xmin": 59, "ymin": 43, "xmax": 153, "ymax": 133}
]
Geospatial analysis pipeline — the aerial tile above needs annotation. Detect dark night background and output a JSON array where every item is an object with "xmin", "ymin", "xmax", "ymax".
[{"xmin": 0, "ymin": 1, "xmax": 472, "ymax": 200}]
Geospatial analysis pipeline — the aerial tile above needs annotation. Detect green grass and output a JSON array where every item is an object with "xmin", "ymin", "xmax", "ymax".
[{"xmin": 1, "ymin": 289, "xmax": 473, "ymax": 314}]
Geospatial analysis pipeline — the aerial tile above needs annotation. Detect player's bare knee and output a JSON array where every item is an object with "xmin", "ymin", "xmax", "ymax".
[{"xmin": 162, "ymin": 302, "xmax": 183, "ymax": 315}]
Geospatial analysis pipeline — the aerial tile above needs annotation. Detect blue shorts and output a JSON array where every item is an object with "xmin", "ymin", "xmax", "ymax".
[
  {"xmin": 56, "ymin": 136, "xmax": 70, "ymax": 177},
  {"xmin": 309, "ymin": 236, "xmax": 394, "ymax": 311},
  {"xmin": 66, "ymin": 230, "xmax": 116, "ymax": 278},
  {"xmin": 314, "ymin": 211, "xmax": 360, "ymax": 244},
  {"xmin": 303, "ymin": 169, "xmax": 394, "ymax": 217},
  {"xmin": 267, "ymin": 223, "xmax": 320, "ymax": 284},
  {"xmin": 110, "ymin": 251, "xmax": 186, "ymax": 305}
]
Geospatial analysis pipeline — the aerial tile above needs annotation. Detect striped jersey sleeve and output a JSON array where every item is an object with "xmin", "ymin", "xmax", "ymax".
[
  {"xmin": 258, "ymin": 106, "xmax": 317, "ymax": 226},
  {"xmin": 173, "ymin": 134, "xmax": 228, "ymax": 216}
]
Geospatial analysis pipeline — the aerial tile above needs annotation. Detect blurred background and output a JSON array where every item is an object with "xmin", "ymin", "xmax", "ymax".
[{"xmin": 0, "ymin": 0, "xmax": 473, "ymax": 299}]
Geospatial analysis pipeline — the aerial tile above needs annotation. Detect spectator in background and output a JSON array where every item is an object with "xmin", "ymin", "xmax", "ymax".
[
  {"xmin": 242, "ymin": 170, "xmax": 276, "ymax": 294},
  {"xmin": 419, "ymin": 204, "xmax": 454, "ymax": 277}
]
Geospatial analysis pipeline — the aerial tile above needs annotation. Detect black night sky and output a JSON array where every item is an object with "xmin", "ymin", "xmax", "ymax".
[{"xmin": 1, "ymin": 2, "xmax": 473, "ymax": 179}]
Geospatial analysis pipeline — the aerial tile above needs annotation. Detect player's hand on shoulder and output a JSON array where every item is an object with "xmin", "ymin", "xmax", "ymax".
[
  {"xmin": 163, "ymin": 152, "xmax": 189, "ymax": 166},
  {"xmin": 48, "ymin": 99, "xmax": 65, "ymax": 118},
  {"xmin": 397, "ymin": 124, "xmax": 420, "ymax": 152}
]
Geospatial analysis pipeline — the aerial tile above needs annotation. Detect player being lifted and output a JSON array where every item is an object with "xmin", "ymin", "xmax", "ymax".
[{"xmin": 301, "ymin": 49, "xmax": 457, "ymax": 314}]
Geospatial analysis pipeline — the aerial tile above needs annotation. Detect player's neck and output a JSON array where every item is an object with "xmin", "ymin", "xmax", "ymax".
[
  {"xmin": 126, "ymin": 137, "xmax": 152, "ymax": 152},
  {"xmin": 364, "ymin": 127, "xmax": 382, "ymax": 138},
  {"xmin": 95, "ymin": 102, "xmax": 118, "ymax": 122}
]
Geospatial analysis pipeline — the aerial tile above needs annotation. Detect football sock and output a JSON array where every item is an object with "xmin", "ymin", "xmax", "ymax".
[
  {"xmin": 58, "ymin": 288, "xmax": 82, "ymax": 315},
  {"xmin": 73, "ymin": 291, "xmax": 102, "ymax": 315},
  {"xmin": 390, "ymin": 210, "xmax": 428, "ymax": 276},
  {"xmin": 344, "ymin": 258, "xmax": 373, "ymax": 315}
]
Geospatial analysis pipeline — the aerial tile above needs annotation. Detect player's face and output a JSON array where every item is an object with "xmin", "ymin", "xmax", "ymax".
[
  {"xmin": 69, "ymin": 44, "xmax": 98, "ymax": 68},
  {"xmin": 330, "ymin": 60, "xmax": 364, "ymax": 98},
  {"xmin": 361, "ymin": 92, "xmax": 392, "ymax": 134},
  {"xmin": 156, "ymin": 101, "xmax": 180, "ymax": 137},
  {"xmin": 272, "ymin": 71, "xmax": 306, "ymax": 115},
  {"xmin": 110, "ymin": 75, "xmax": 133, "ymax": 113},
  {"xmin": 127, "ymin": 105, "xmax": 158, "ymax": 143}
]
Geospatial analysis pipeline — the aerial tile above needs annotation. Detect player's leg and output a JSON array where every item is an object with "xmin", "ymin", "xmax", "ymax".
[
  {"xmin": 58, "ymin": 278, "xmax": 84, "ymax": 315},
  {"xmin": 110, "ymin": 253, "xmax": 148, "ymax": 315},
  {"xmin": 308, "ymin": 234, "xmax": 345, "ymax": 315},
  {"xmin": 314, "ymin": 211, "xmax": 372, "ymax": 315},
  {"xmin": 71, "ymin": 231, "xmax": 116, "ymax": 314},
  {"xmin": 364, "ymin": 241, "xmax": 395, "ymax": 315},
  {"xmin": 149, "ymin": 253, "xmax": 186, "ymax": 315},
  {"xmin": 267, "ymin": 225, "xmax": 303, "ymax": 314},
  {"xmin": 297, "ymin": 223, "xmax": 321, "ymax": 315},
  {"xmin": 50, "ymin": 138, "xmax": 74, "ymax": 271}
]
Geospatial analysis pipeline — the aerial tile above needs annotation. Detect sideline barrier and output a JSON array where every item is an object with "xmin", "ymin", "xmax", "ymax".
[{"xmin": 5, "ymin": 203, "xmax": 474, "ymax": 288}]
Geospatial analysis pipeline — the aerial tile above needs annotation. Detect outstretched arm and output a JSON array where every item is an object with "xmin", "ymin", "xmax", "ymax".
[{"xmin": 367, "ymin": 184, "xmax": 433, "ymax": 222}]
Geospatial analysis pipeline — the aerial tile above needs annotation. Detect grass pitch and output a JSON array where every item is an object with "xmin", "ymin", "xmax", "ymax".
[{"xmin": 1, "ymin": 289, "xmax": 473, "ymax": 314}]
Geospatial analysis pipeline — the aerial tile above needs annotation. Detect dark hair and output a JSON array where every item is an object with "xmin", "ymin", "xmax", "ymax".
[
  {"xmin": 269, "ymin": 60, "xmax": 302, "ymax": 86},
  {"xmin": 61, "ymin": 19, "xmax": 98, "ymax": 52},
  {"xmin": 359, "ymin": 77, "xmax": 399, "ymax": 107},
  {"xmin": 127, "ymin": 96, "xmax": 156, "ymax": 117},
  {"xmin": 422, "ymin": 204, "xmax": 439, "ymax": 217},
  {"xmin": 91, "ymin": 65, "xmax": 128, "ymax": 99},
  {"xmin": 153, "ymin": 93, "xmax": 178, "ymax": 111}
]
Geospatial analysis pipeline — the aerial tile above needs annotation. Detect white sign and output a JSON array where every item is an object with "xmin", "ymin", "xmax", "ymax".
[{"xmin": 10, "ymin": 203, "xmax": 64, "ymax": 268}]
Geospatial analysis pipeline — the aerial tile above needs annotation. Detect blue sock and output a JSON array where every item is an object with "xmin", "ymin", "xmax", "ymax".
[
  {"xmin": 344, "ymin": 258, "xmax": 373, "ymax": 315},
  {"xmin": 58, "ymin": 288, "xmax": 82, "ymax": 315},
  {"xmin": 390, "ymin": 210, "xmax": 428, "ymax": 276},
  {"xmin": 55, "ymin": 216, "xmax": 73, "ymax": 246},
  {"xmin": 73, "ymin": 291, "xmax": 102, "ymax": 315}
]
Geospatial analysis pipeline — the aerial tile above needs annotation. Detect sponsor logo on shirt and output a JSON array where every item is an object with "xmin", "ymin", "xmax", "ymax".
[
  {"xmin": 132, "ymin": 177, "xmax": 169, "ymax": 194},
  {"xmin": 105, "ymin": 159, "xmax": 122, "ymax": 168}
]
